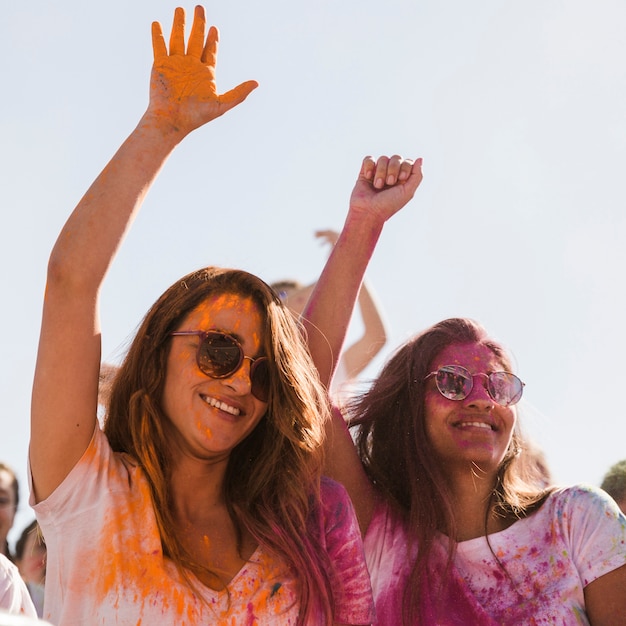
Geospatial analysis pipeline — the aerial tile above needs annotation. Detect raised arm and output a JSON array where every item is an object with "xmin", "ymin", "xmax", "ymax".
[
  {"xmin": 315, "ymin": 229, "xmax": 388, "ymax": 381},
  {"xmin": 302, "ymin": 155, "xmax": 422, "ymax": 532},
  {"xmin": 30, "ymin": 5, "xmax": 257, "ymax": 502}
]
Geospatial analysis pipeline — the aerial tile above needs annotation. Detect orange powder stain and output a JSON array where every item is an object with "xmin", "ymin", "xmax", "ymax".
[
  {"xmin": 83, "ymin": 471, "xmax": 203, "ymax": 620},
  {"xmin": 191, "ymin": 295, "xmax": 263, "ymax": 350},
  {"xmin": 195, "ymin": 416, "xmax": 214, "ymax": 439}
]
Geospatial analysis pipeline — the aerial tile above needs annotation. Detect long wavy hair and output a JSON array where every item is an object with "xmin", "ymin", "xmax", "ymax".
[
  {"xmin": 345, "ymin": 317, "xmax": 553, "ymax": 623},
  {"xmin": 104, "ymin": 267, "xmax": 334, "ymax": 624}
]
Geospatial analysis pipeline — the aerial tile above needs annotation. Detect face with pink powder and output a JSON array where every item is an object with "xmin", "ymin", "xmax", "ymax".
[{"xmin": 424, "ymin": 342, "xmax": 517, "ymax": 476}]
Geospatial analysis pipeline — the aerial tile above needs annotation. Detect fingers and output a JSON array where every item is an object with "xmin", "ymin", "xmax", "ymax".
[
  {"xmin": 187, "ymin": 5, "xmax": 207, "ymax": 58},
  {"xmin": 361, "ymin": 156, "xmax": 376, "ymax": 182},
  {"xmin": 360, "ymin": 155, "xmax": 421, "ymax": 190},
  {"xmin": 398, "ymin": 159, "xmax": 415, "ymax": 182},
  {"xmin": 373, "ymin": 155, "xmax": 409, "ymax": 189},
  {"xmin": 405, "ymin": 158, "xmax": 424, "ymax": 195},
  {"xmin": 218, "ymin": 80, "xmax": 260, "ymax": 110},
  {"xmin": 151, "ymin": 21, "xmax": 167, "ymax": 61},
  {"xmin": 169, "ymin": 7, "xmax": 186, "ymax": 56},
  {"xmin": 314, "ymin": 230, "xmax": 339, "ymax": 246},
  {"xmin": 201, "ymin": 25, "xmax": 218, "ymax": 66},
  {"xmin": 160, "ymin": 6, "xmax": 209, "ymax": 59}
]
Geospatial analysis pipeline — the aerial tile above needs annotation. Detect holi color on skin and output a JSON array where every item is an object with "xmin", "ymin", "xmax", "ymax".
[
  {"xmin": 365, "ymin": 485, "xmax": 626, "ymax": 625},
  {"xmin": 31, "ymin": 427, "xmax": 374, "ymax": 625},
  {"xmin": 164, "ymin": 295, "xmax": 268, "ymax": 459}
]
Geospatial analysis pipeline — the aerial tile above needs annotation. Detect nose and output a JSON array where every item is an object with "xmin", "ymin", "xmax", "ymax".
[
  {"xmin": 223, "ymin": 357, "xmax": 254, "ymax": 396},
  {"xmin": 463, "ymin": 374, "xmax": 494, "ymax": 409}
]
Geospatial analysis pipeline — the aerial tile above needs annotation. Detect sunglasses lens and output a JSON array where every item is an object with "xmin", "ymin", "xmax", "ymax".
[
  {"xmin": 250, "ymin": 358, "xmax": 271, "ymax": 403},
  {"xmin": 488, "ymin": 372, "xmax": 523, "ymax": 406},
  {"xmin": 436, "ymin": 366, "xmax": 472, "ymax": 400},
  {"xmin": 198, "ymin": 333, "xmax": 242, "ymax": 378}
]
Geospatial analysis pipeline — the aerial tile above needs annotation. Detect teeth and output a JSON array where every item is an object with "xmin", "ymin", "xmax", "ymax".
[
  {"xmin": 203, "ymin": 396, "xmax": 240, "ymax": 416},
  {"xmin": 457, "ymin": 421, "xmax": 492, "ymax": 430}
]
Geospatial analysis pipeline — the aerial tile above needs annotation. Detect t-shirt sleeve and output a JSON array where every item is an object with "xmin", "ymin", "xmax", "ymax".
[
  {"xmin": 560, "ymin": 485, "xmax": 626, "ymax": 586},
  {"xmin": 0, "ymin": 554, "xmax": 38, "ymax": 617},
  {"xmin": 320, "ymin": 477, "xmax": 375, "ymax": 625}
]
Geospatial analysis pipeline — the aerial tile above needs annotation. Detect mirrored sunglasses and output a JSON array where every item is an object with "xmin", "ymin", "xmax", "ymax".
[
  {"xmin": 170, "ymin": 330, "xmax": 270, "ymax": 402},
  {"xmin": 424, "ymin": 364, "xmax": 524, "ymax": 407}
]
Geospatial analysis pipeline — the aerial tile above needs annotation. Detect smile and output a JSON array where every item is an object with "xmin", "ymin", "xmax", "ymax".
[
  {"xmin": 201, "ymin": 395, "xmax": 241, "ymax": 416},
  {"xmin": 454, "ymin": 421, "xmax": 494, "ymax": 431}
]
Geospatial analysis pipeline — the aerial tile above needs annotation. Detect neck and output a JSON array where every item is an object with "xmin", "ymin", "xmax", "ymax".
[
  {"xmin": 444, "ymin": 463, "xmax": 508, "ymax": 541},
  {"xmin": 169, "ymin": 456, "xmax": 229, "ymax": 523}
]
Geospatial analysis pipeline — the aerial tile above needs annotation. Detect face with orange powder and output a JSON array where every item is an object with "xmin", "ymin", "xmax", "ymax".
[
  {"xmin": 424, "ymin": 342, "xmax": 517, "ymax": 477},
  {"xmin": 163, "ymin": 293, "xmax": 268, "ymax": 462}
]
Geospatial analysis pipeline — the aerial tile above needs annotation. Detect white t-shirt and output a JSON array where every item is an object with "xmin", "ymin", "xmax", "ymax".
[
  {"xmin": 365, "ymin": 485, "xmax": 626, "ymax": 624},
  {"xmin": 32, "ymin": 427, "xmax": 374, "ymax": 625},
  {"xmin": 0, "ymin": 554, "xmax": 37, "ymax": 618}
]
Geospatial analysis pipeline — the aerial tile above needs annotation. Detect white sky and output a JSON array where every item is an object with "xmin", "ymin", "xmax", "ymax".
[{"xmin": 2, "ymin": 0, "xmax": 626, "ymax": 543}]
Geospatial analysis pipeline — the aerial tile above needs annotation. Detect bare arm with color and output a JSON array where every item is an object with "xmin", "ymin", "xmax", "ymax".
[
  {"xmin": 30, "ymin": 6, "xmax": 257, "ymax": 502},
  {"xmin": 302, "ymin": 155, "xmax": 423, "ymax": 532}
]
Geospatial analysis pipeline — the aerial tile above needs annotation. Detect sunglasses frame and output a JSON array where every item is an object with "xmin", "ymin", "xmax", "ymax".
[
  {"xmin": 170, "ymin": 330, "xmax": 270, "ymax": 402},
  {"xmin": 424, "ymin": 364, "xmax": 524, "ymax": 407}
]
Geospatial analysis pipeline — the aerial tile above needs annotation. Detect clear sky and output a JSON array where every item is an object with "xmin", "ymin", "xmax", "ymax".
[{"xmin": 2, "ymin": 0, "xmax": 626, "ymax": 542}]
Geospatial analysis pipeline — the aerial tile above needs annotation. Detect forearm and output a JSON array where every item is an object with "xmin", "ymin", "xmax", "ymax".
[
  {"xmin": 47, "ymin": 114, "xmax": 183, "ymax": 295},
  {"xmin": 340, "ymin": 281, "xmax": 388, "ymax": 377},
  {"xmin": 303, "ymin": 155, "xmax": 422, "ymax": 387},
  {"xmin": 358, "ymin": 281, "xmax": 387, "ymax": 346},
  {"xmin": 303, "ymin": 211, "xmax": 384, "ymax": 387}
]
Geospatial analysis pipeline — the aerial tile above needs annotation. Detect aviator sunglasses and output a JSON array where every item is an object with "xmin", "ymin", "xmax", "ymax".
[
  {"xmin": 424, "ymin": 365, "xmax": 524, "ymax": 407},
  {"xmin": 170, "ymin": 330, "xmax": 271, "ymax": 402}
]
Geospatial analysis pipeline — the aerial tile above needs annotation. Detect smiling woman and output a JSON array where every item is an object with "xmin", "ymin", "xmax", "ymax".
[
  {"xmin": 304, "ymin": 208, "xmax": 626, "ymax": 621},
  {"xmin": 26, "ymin": 5, "xmax": 411, "ymax": 625}
]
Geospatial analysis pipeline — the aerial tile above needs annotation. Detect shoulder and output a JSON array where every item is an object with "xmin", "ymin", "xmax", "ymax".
[
  {"xmin": 531, "ymin": 483, "xmax": 625, "ymax": 532},
  {"xmin": 544, "ymin": 483, "xmax": 619, "ymax": 511},
  {"xmin": 314, "ymin": 476, "xmax": 362, "ymax": 537},
  {"xmin": 320, "ymin": 475, "xmax": 349, "ymax": 500},
  {"xmin": 319, "ymin": 476, "xmax": 354, "ymax": 520},
  {"xmin": 32, "ymin": 425, "xmax": 141, "ymax": 520},
  {"xmin": 0, "ymin": 553, "xmax": 19, "ymax": 584},
  {"xmin": 0, "ymin": 554, "xmax": 37, "ymax": 617}
]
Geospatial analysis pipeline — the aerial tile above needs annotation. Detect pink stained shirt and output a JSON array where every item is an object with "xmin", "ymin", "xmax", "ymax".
[{"xmin": 364, "ymin": 485, "xmax": 626, "ymax": 625}]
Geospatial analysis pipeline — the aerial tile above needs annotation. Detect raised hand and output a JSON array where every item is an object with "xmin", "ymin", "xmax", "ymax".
[
  {"xmin": 315, "ymin": 229, "xmax": 340, "ymax": 248},
  {"xmin": 148, "ymin": 5, "xmax": 258, "ymax": 135},
  {"xmin": 349, "ymin": 155, "xmax": 423, "ymax": 225}
]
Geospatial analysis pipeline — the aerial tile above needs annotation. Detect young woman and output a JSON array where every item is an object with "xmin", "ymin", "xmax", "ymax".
[
  {"xmin": 303, "ymin": 169, "xmax": 626, "ymax": 623},
  {"xmin": 28, "ymin": 6, "xmax": 420, "ymax": 625}
]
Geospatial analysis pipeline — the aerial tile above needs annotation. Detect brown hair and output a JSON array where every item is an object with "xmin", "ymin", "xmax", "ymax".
[
  {"xmin": 105, "ymin": 267, "xmax": 334, "ymax": 624},
  {"xmin": 15, "ymin": 519, "xmax": 45, "ymax": 562},
  {"xmin": 345, "ymin": 317, "xmax": 552, "ymax": 622}
]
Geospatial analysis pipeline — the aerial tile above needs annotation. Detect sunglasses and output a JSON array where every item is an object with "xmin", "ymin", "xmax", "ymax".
[
  {"xmin": 170, "ymin": 330, "xmax": 271, "ymax": 402},
  {"xmin": 424, "ymin": 365, "xmax": 524, "ymax": 407}
]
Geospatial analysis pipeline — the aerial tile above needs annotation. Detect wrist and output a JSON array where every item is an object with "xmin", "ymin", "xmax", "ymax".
[
  {"xmin": 341, "ymin": 210, "xmax": 385, "ymax": 247},
  {"xmin": 137, "ymin": 108, "xmax": 190, "ymax": 148}
]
